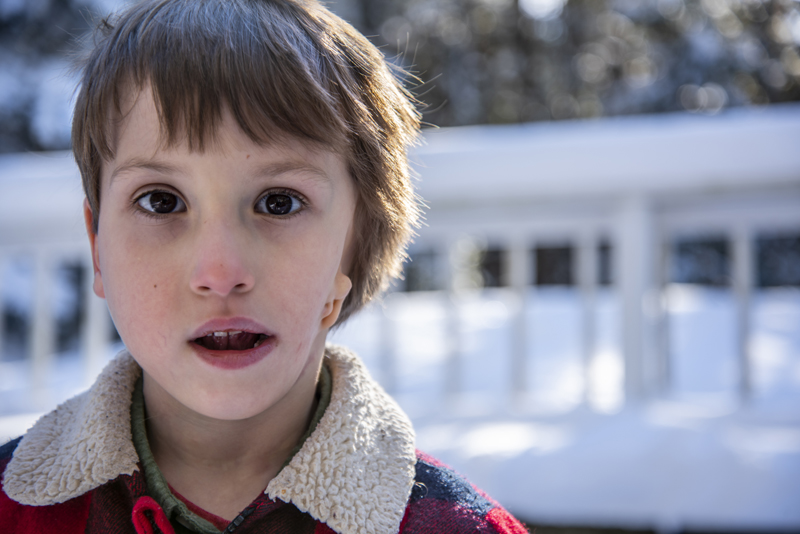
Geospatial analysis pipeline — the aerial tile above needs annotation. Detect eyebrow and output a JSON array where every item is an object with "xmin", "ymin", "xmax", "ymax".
[
  {"xmin": 109, "ymin": 159, "xmax": 181, "ymax": 185},
  {"xmin": 251, "ymin": 161, "xmax": 332, "ymax": 184},
  {"xmin": 108, "ymin": 159, "xmax": 332, "ymax": 185}
]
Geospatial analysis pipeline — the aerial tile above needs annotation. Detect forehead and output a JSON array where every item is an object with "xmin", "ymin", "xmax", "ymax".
[
  {"xmin": 104, "ymin": 84, "xmax": 347, "ymax": 180},
  {"xmin": 93, "ymin": 91, "xmax": 356, "ymax": 212}
]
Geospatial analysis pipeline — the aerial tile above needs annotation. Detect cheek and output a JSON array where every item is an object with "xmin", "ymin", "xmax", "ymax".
[
  {"xmin": 97, "ymin": 229, "xmax": 183, "ymax": 349},
  {"xmin": 268, "ymin": 232, "xmax": 343, "ymax": 321},
  {"xmin": 273, "ymin": 254, "xmax": 332, "ymax": 317}
]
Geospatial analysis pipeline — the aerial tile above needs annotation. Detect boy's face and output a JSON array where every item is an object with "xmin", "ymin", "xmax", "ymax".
[{"xmin": 86, "ymin": 87, "xmax": 355, "ymax": 421}]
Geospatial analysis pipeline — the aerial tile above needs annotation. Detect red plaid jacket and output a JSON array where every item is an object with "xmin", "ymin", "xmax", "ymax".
[
  {"xmin": 0, "ymin": 347, "xmax": 527, "ymax": 534},
  {"xmin": 1, "ymin": 442, "xmax": 526, "ymax": 534}
]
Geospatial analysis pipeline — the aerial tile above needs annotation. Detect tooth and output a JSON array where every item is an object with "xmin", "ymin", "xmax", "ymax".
[
  {"xmin": 213, "ymin": 332, "xmax": 226, "ymax": 337},
  {"xmin": 229, "ymin": 331, "xmax": 242, "ymax": 335}
]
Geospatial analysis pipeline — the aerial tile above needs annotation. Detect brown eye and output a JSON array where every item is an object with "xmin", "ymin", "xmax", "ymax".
[
  {"xmin": 137, "ymin": 191, "xmax": 185, "ymax": 214},
  {"xmin": 257, "ymin": 192, "xmax": 302, "ymax": 216}
]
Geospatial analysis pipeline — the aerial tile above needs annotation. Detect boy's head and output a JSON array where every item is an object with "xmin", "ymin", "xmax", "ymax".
[{"xmin": 72, "ymin": 0, "xmax": 421, "ymax": 326}]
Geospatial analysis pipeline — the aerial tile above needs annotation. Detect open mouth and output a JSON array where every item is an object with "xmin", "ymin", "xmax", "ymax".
[{"xmin": 193, "ymin": 331, "xmax": 270, "ymax": 351}]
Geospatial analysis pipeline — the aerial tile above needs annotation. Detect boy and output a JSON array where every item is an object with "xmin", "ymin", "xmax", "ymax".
[{"xmin": 0, "ymin": 1, "xmax": 528, "ymax": 532}]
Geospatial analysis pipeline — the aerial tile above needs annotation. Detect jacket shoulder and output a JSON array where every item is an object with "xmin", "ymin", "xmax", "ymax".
[
  {"xmin": 1, "ymin": 436, "xmax": 92, "ymax": 534},
  {"xmin": 400, "ymin": 451, "xmax": 528, "ymax": 534}
]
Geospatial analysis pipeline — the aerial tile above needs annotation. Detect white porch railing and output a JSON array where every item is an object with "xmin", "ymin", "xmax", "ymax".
[
  {"xmin": 379, "ymin": 189, "xmax": 800, "ymax": 408},
  {"xmin": 403, "ymin": 103, "xmax": 800, "ymax": 407}
]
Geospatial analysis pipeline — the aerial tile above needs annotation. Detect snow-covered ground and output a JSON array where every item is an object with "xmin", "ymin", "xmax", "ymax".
[
  {"xmin": 329, "ymin": 287, "xmax": 800, "ymax": 531},
  {"xmin": 1, "ymin": 287, "xmax": 799, "ymax": 531}
]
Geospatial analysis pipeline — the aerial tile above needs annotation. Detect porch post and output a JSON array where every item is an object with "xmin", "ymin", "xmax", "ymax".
[
  {"xmin": 732, "ymin": 226, "xmax": 753, "ymax": 401},
  {"xmin": 617, "ymin": 195, "xmax": 658, "ymax": 402}
]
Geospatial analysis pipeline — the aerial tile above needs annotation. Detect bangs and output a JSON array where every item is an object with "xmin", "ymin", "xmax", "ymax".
[{"xmin": 80, "ymin": 0, "xmax": 351, "ymax": 159}]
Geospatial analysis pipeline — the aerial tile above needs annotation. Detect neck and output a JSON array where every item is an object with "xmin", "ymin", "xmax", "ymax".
[{"xmin": 143, "ymin": 340, "xmax": 326, "ymax": 521}]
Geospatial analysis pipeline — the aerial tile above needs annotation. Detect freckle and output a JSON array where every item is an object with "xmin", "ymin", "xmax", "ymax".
[
  {"xmin": 246, "ymin": 154, "xmax": 250, "ymax": 159},
  {"xmin": 153, "ymin": 284, "xmax": 157, "ymax": 288}
]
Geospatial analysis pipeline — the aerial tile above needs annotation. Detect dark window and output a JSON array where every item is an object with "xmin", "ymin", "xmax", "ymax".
[
  {"xmin": 1, "ymin": 257, "xmax": 32, "ymax": 361},
  {"xmin": 1, "ymin": 305, "xmax": 28, "ymax": 361},
  {"xmin": 757, "ymin": 234, "xmax": 800, "ymax": 287},
  {"xmin": 598, "ymin": 241, "xmax": 613, "ymax": 286},
  {"xmin": 403, "ymin": 250, "xmax": 440, "ymax": 292},
  {"xmin": 671, "ymin": 237, "xmax": 729, "ymax": 286},
  {"xmin": 480, "ymin": 248, "xmax": 505, "ymax": 288},
  {"xmin": 534, "ymin": 246, "xmax": 573, "ymax": 286},
  {"xmin": 54, "ymin": 261, "xmax": 86, "ymax": 354}
]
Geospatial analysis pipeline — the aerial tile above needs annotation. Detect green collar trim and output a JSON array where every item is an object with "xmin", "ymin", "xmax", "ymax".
[
  {"xmin": 131, "ymin": 378, "xmax": 221, "ymax": 534},
  {"xmin": 130, "ymin": 363, "xmax": 332, "ymax": 533}
]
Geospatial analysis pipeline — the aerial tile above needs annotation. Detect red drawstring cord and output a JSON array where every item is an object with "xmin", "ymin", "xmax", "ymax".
[{"xmin": 132, "ymin": 496, "xmax": 176, "ymax": 534}]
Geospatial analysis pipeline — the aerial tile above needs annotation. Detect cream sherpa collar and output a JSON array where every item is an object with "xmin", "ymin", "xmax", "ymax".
[{"xmin": 3, "ymin": 345, "xmax": 417, "ymax": 534}]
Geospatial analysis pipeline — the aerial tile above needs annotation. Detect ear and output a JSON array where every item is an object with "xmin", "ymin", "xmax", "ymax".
[
  {"xmin": 83, "ymin": 199, "xmax": 105, "ymax": 299},
  {"xmin": 320, "ymin": 270, "xmax": 352, "ymax": 330}
]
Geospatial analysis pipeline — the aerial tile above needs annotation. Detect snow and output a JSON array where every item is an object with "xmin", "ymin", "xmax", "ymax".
[
  {"xmin": 1, "ymin": 284, "xmax": 798, "ymax": 530},
  {"xmin": 0, "ymin": 342, "xmax": 122, "ymax": 418},
  {"xmin": 328, "ymin": 287, "xmax": 800, "ymax": 529},
  {"xmin": 667, "ymin": 285, "xmax": 740, "ymax": 394}
]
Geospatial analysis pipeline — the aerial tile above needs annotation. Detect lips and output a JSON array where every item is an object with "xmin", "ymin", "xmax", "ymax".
[{"xmin": 189, "ymin": 318, "xmax": 276, "ymax": 370}]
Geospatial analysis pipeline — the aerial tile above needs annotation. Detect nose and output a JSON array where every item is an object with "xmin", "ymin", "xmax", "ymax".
[{"xmin": 189, "ymin": 220, "xmax": 255, "ymax": 298}]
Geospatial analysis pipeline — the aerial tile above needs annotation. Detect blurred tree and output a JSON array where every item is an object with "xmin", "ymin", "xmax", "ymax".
[
  {"xmin": 0, "ymin": 0, "xmax": 799, "ymax": 152},
  {"xmin": 352, "ymin": 0, "xmax": 800, "ymax": 126},
  {"xmin": 0, "ymin": 0, "xmax": 102, "ymax": 152}
]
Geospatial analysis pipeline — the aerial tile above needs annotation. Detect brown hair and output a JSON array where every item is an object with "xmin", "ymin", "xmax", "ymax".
[{"xmin": 72, "ymin": 0, "xmax": 421, "ymax": 324}]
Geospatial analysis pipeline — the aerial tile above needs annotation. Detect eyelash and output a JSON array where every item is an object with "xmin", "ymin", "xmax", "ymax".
[{"xmin": 131, "ymin": 188, "xmax": 309, "ymax": 220}]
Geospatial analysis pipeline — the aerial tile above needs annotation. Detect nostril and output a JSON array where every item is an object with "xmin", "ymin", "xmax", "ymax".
[{"xmin": 190, "ymin": 260, "xmax": 254, "ymax": 296}]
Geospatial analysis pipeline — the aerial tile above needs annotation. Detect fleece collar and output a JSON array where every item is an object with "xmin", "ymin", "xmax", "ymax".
[{"xmin": 3, "ymin": 345, "xmax": 417, "ymax": 534}]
